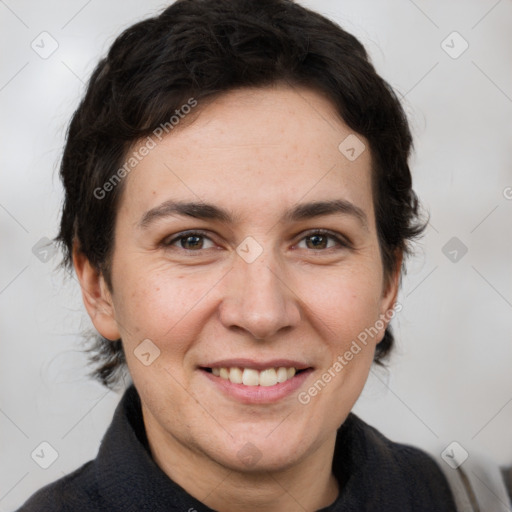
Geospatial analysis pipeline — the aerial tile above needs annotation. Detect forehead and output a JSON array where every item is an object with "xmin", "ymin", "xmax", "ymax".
[{"xmin": 119, "ymin": 85, "xmax": 374, "ymax": 224}]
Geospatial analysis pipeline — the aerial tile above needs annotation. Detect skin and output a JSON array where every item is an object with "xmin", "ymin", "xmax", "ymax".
[{"xmin": 74, "ymin": 85, "xmax": 401, "ymax": 511}]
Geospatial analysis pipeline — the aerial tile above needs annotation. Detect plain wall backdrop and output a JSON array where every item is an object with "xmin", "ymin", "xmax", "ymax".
[{"xmin": 1, "ymin": 0, "xmax": 511, "ymax": 510}]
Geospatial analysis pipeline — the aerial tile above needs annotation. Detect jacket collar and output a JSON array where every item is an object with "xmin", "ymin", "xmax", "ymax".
[{"xmin": 95, "ymin": 384, "xmax": 456, "ymax": 511}]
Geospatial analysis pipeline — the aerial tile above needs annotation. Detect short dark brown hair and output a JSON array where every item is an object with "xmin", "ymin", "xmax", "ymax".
[{"xmin": 57, "ymin": 0, "xmax": 426, "ymax": 389}]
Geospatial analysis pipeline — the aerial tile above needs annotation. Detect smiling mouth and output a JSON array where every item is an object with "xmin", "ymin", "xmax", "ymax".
[{"xmin": 201, "ymin": 366, "xmax": 310, "ymax": 387}]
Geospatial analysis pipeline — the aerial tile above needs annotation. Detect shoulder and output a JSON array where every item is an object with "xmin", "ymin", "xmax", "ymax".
[
  {"xmin": 14, "ymin": 461, "xmax": 103, "ymax": 512},
  {"xmin": 343, "ymin": 414, "xmax": 511, "ymax": 511},
  {"xmin": 339, "ymin": 414, "xmax": 458, "ymax": 510},
  {"xmin": 346, "ymin": 413, "xmax": 450, "ymax": 483}
]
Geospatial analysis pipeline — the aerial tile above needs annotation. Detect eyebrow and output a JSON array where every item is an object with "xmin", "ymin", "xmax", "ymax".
[{"xmin": 138, "ymin": 199, "xmax": 368, "ymax": 230}]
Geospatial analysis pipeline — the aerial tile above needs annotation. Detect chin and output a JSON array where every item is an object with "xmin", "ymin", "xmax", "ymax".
[
  {"xmin": 217, "ymin": 444, "xmax": 305, "ymax": 474},
  {"xmin": 203, "ymin": 424, "xmax": 311, "ymax": 473}
]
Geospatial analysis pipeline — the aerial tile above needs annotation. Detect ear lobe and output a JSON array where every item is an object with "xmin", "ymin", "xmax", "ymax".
[
  {"xmin": 379, "ymin": 250, "xmax": 403, "ymax": 326},
  {"xmin": 72, "ymin": 246, "xmax": 121, "ymax": 341}
]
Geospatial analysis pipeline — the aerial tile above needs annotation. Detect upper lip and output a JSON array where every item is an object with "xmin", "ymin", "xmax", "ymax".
[{"xmin": 200, "ymin": 358, "xmax": 312, "ymax": 371}]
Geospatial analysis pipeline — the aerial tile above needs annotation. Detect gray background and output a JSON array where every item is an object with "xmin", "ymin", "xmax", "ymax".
[{"xmin": 1, "ymin": 0, "xmax": 511, "ymax": 510}]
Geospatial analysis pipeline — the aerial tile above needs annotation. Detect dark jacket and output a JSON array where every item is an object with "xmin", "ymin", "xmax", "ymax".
[{"xmin": 16, "ymin": 385, "xmax": 457, "ymax": 511}]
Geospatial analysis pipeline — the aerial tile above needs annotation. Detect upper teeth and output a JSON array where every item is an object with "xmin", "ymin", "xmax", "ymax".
[{"xmin": 211, "ymin": 367, "xmax": 296, "ymax": 386}]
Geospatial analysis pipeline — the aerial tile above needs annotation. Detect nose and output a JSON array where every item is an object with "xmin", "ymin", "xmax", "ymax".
[{"xmin": 218, "ymin": 249, "xmax": 301, "ymax": 340}]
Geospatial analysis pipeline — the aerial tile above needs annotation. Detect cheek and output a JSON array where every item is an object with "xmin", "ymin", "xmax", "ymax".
[
  {"xmin": 111, "ymin": 261, "xmax": 221, "ymax": 347},
  {"xmin": 299, "ymin": 264, "xmax": 384, "ymax": 340},
  {"xmin": 298, "ymin": 268, "xmax": 384, "ymax": 416}
]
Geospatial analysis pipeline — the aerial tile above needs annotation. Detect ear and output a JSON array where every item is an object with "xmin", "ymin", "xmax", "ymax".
[
  {"xmin": 378, "ymin": 250, "xmax": 403, "ymax": 326},
  {"xmin": 72, "ymin": 245, "xmax": 121, "ymax": 341}
]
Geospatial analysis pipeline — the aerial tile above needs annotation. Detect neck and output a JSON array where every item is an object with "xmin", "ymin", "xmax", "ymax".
[
  {"xmin": 143, "ymin": 407, "xmax": 340, "ymax": 511},
  {"xmin": 205, "ymin": 469, "xmax": 339, "ymax": 512}
]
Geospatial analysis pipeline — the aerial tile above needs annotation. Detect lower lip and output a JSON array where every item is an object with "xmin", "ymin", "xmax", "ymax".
[{"xmin": 200, "ymin": 369, "xmax": 313, "ymax": 404}]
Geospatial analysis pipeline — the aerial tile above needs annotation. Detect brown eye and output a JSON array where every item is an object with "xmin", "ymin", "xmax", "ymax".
[
  {"xmin": 180, "ymin": 235, "xmax": 204, "ymax": 250},
  {"xmin": 164, "ymin": 231, "xmax": 216, "ymax": 251},
  {"xmin": 297, "ymin": 230, "xmax": 347, "ymax": 251},
  {"xmin": 305, "ymin": 234, "xmax": 329, "ymax": 249}
]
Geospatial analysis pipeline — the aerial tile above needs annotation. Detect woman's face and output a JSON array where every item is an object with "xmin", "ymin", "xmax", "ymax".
[{"xmin": 89, "ymin": 85, "xmax": 399, "ymax": 473}]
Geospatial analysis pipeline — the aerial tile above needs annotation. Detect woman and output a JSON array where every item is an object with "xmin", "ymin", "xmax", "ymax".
[{"xmin": 16, "ymin": 0, "xmax": 503, "ymax": 510}]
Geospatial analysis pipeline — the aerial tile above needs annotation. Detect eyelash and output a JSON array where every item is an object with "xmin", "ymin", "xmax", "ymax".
[{"xmin": 162, "ymin": 229, "xmax": 351, "ymax": 253}]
